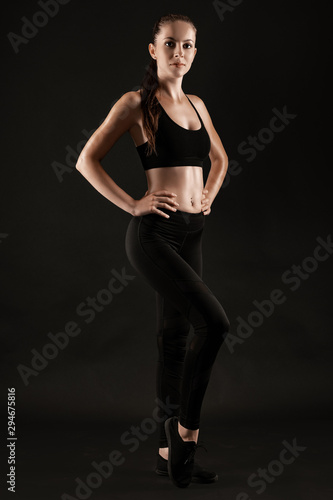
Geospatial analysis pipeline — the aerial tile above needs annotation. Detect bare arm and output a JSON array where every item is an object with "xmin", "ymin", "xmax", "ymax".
[
  {"xmin": 76, "ymin": 91, "xmax": 138, "ymax": 215},
  {"xmin": 190, "ymin": 95, "xmax": 229, "ymax": 212}
]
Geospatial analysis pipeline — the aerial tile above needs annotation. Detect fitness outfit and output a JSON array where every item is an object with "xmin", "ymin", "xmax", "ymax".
[
  {"xmin": 135, "ymin": 94, "xmax": 211, "ymax": 170},
  {"xmin": 125, "ymin": 94, "xmax": 230, "ymax": 448}
]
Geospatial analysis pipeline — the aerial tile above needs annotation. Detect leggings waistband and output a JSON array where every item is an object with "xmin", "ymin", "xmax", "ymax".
[{"xmin": 141, "ymin": 208, "xmax": 205, "ymax": 232}]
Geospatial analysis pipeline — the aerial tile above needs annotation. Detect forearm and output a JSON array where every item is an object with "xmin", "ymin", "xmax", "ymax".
[
  {"xmin": 204, "ymin": 156, "xmax": 228, "ymax": 205},
  {"xmin": 76, "ymin": 156, "xmax": 136, "ymax": 215}
]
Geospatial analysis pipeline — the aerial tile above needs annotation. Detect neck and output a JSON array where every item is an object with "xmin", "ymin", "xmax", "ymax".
[{"xmin": 156, "ymin": 80, "xmax": 185, "ymax": 103}]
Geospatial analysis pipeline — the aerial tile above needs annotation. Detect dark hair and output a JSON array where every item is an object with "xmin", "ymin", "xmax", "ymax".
[{"xmin": 139, "ymin": 13, "xmax": 197, "ymax": 156}]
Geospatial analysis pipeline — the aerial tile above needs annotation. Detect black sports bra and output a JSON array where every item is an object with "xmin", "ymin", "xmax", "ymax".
[{"xmin": 135, "ymin": 95, "xmax": 211, "ymax": 171}]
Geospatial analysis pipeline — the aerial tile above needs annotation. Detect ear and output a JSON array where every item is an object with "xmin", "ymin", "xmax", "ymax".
[
  {"xmin": 193, "ymin": 47, "xmax": 197, "ymax": 59},
  {"xmin": 148, "ymin": 43, "xmax": 156, "ymax": 60}
]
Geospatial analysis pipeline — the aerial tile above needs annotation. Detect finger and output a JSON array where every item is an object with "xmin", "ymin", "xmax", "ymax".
[
  {"xmin": 151, "ymin": 207, "xmax": 170, "ymax": 218},
  {"xmin": 158, "ymin": 196, "xmax": 179, "ymax": 206},
  {"xmin": 159, "ymin": 202, "xmax": 178, "ymax": 211},
  {"xmin": 157, "ymin": 190, "xmax": 177, "ymax": 197}
]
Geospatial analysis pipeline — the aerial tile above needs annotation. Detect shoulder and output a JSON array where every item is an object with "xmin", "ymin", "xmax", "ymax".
[
  {"xmin": 123, "ymin": 89, "xmax": 142, "ymax": 104},
  {"xmin": 116, "ymin": 89, "xmax": 142, "ymax": 112},
  {"xmin": 107, "ymin": 90, "xmax": 143, "ymax": 130},
  {"xmin": 186, "ymin": 93, "xmax": 204, "ymax": 103},
  {"xmin": 186, "ymin": 94, "xmax": 214, "ymax": 128},
  {"xmin": 186, "ymin": 94, "xmax": 209, "ymax": 114}
]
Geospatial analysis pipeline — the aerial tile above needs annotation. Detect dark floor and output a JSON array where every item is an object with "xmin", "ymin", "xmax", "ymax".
[{"xmin": 6, "ymin": 417, "xmax": 333, "ymax": 500}]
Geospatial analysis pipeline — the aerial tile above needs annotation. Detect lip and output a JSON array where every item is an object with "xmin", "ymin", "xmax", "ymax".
[{"xmin": 172, "ymin": 63, "xmax": 185, "ymax": 67}]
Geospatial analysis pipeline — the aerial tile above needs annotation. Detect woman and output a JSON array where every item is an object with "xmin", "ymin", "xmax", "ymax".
[{"xmin": 76, "ymin": 13, "xmax": 230, "ymax": 488}]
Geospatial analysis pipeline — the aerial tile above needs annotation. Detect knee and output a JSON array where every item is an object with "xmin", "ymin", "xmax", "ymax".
[
  {"xmin": 208, "ymin": 312, "xmax": 230, "ymax": 337},
  {"xmin": 189, "ymin": 301, "xmax": 230, "ymax": 337},
  {"xmin": 222, "ymin": 315, "xmax": 230, "ymax": 334},
  {"xmin": 209, "ymin": 320, "xmax": 229, "ymax": 351}
]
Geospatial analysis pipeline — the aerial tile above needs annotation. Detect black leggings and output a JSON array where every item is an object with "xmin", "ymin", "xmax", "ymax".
[{"xmin": 125, "ymin": 207, "xmax": 230, "ymax": 448}]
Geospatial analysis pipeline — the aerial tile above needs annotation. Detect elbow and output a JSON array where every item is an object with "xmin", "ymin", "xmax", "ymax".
[
  {"xmin": 75, "ymin": 155, "xmax": 84, "ymax": 171},
  {"xmin": 75, "ymin": 155, "xmax": 81, "ymax": 170},
  {"xmin": 76, "ymin": 154, "xmax": 101, "ymax": 171},
  {"xmin": 76, "ymin": 154, "xmax": 89, "ymax": 171},
  {"xmin": 221, "ymin": 149, "xmax": 228, "ymax": 166},
  {"xmin": 211, "ymin": 153, "xmax": 228, "ymax": 169},
  {"xmin": 219, "ymin": 152, "xmax": 228, "ymax": 171}
]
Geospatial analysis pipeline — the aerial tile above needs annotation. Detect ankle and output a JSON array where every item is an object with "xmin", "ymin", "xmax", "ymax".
[
  {"xmin": 178, "ymin": 421, "xmax": 199, "ymax": 443},
  {"xmin": 159, "ymin": 447, "xmax": 168, "ymax": 459}
]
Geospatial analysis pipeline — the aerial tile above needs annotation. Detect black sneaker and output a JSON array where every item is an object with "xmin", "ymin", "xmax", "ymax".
[
  {"xmin": 155, "ymin": 452, "xmax": 218, "ymax": 483},
  {"xmin": 164, "ymin": 416, "xmax": 199, "ymax": 488}
]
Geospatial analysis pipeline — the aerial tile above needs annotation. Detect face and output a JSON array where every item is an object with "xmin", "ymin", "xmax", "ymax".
[{"xmin": 149, "ymin": 21, "xmax": 197, "ymax": 79}]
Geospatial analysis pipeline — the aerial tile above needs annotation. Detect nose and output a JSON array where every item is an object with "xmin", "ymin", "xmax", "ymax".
[
  {"xmin": 174, "ymin": 55, "xmax": 184, "ymax": 64},
  {"xmin": 175, "ymin": 44, "xmax": 184, "ymax": 57}
]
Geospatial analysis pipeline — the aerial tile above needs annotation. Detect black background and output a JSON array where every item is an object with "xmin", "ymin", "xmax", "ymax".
[{"xmin": 1, "ymin": 0, "xmax": 332, "ymax": 497}]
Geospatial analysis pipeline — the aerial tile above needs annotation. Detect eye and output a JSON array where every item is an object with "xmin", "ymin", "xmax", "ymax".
[{"xmin": 165, "ymin": 41, "xmax": 193, "ymax": 49}]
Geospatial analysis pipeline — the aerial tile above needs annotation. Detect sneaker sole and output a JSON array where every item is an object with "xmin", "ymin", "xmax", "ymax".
[
  {"xmin": 191, "ymin": 473, "xmax": 219, "ymax": 483},
  {"xmin": 156, "ymin": 467, "xmax": 218, "ymax": 483}
]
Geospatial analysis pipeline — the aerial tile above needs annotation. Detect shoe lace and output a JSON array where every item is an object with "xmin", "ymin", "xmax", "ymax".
[{"xmin": 184, "ymin": 442, "xmax": 208, "ymax": 465}]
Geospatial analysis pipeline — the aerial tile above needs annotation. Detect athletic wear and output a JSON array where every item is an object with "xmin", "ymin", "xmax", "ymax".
[
  {"xmin": 155, "ymin": 450, "xmax": 218, "ymax": 483},
  {"xmin": 125, "ymin": 208, "xmax": 230, "ymax": 448},
  {"xmin": 164, "ymin": 416, "xmax": 198, "ymax": 488},
  {"xmin": 135, "ymin": 95, "xmax": 211, "ymax": 170}
]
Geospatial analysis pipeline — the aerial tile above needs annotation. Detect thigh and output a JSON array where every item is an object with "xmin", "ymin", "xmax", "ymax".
[
  {"xmin": 155, "ymin": 289, "xmax": 190, "ymax": 336},
  {"xmin": 125, "ymin": 216, "xmax": 225, "ymax": 330},
  {"xmin": 156, "ymin": 225, "xmax": 204, "ymax": 331},
  {"xmin": 179, "ymin": 225, "xmax": 204, "ymax": 280}
]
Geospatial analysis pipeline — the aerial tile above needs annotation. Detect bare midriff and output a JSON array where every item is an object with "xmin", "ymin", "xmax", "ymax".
[{"xmin": 145, "ymin": 165, "xmax": 204, "ymax": 213}]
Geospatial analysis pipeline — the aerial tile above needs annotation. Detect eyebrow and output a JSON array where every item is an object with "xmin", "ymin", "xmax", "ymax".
[{"xmin": 163, "ymin": 37, "xmax": 194, "ymax": 42}]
